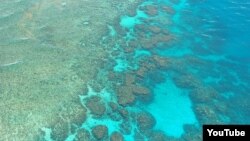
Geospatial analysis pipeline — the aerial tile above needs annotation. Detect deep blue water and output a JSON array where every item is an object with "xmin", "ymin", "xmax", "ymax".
[{"xmin": 190, "ymin": 0, "xmax": 250, "ymax": 59}]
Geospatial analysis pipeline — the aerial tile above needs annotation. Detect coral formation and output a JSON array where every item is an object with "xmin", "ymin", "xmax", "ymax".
[
  {"xmin": 91, "ymin": 125, "xmax": 108, "ymax": 140},
  {"xmin": 140, "ymin": 4, "xmax": 158, "ymax": 16},
  {"xmin": 136, "ymin": 112, "xmax": 156, "ymax": 131},
  {"xmin": 75, "ymin": 129, "xmax": 91, "ymax": 141},
  {"xmin": 110, "ymin": 131, "xmax": 124, "ymax": 141},
  {"xmin": 85, "ymin": 96, "xmax": 106, "ymax": 117},
  {"xmin": 147, "ymin": 131, "xmax": 168, "ymax": 141},
  {"xmin": 173, "ymin": 74, "xmax": 201, "ymax": 89},
  {"xmin": 117, "ymin": 86, "xmax": 136, "ymax": 106},
  {"xmin": 190, "ymin": 87, "xmax": 218, "ymax": 103}
]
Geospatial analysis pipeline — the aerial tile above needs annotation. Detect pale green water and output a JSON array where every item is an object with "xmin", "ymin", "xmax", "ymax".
[{"xmin": 0, "ymin": 0, "xmax": 142, "ymax": 140}]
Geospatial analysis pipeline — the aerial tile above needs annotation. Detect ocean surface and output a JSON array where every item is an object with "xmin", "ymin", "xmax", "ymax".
[{"xmin": 0, "ymin": 0, "xmax": 249, "ymax": 140}]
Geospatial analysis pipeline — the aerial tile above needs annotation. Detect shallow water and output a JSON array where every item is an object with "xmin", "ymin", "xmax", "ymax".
[{"xmin": 0, "ymin": 0, "xmax": 249, "ymax": 140}]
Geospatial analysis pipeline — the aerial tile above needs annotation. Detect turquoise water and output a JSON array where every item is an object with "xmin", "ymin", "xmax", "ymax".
[
  {"xmin": 112, "ymin": 0, "xmax": 250, "ymax": 139},
  {"xmin": 147, "ymin": 76, "xmax": 197, "ymax": 137},
  {"xmin": 112, "ymin": 0, "xmax": 249, "ymax": 139},
  {"xmin": 1, "ymin": 0, "xmax": 250, "ymax": 140}
]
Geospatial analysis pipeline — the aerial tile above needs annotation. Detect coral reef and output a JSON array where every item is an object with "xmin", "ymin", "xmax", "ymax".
[
  {"xmin": 132, "ymin": 85, "xmax": 152, "ymax": 102},
  {"xmin": 173, "ymin": 74, "xmax": 201, "ymax": 89},
  {"xmin": 136, "ymin": 112, "xmax": 156, "ymax": 131},
  {"xmin": 117, "ymin": 86, "xmax": 136, "ymax": 106},
  {"xmin": 148, "ymin": 25, "xmax": 162, "ymax": 34},
  {"xmin": 195, "ymin": 104, "xmax": 222, "ymax": 124},
  {"xmin": 85, "ymin": 96, "xmax": 106, "ymax": 117},
  {"xmin": 190, "ymin": 87, "xmax": 218, "ymax": 103},
  {"xmin": 51, "ymin": 120, "xmax": 69, "ymax": 141},
  {"xmin": 0, "ymin": 0, "xmax": 144, "ymax": 140},
  {"xmin": 119, "ymin": 121, "xmax": 132, "ymax": 135},
  {"xmin": 110, "ymin": 132, "xmax": 124, "ymax": 141},
  {"xmin": 161, "ymin": 5, "xmax": 175, "ymax": 14},
  {"xmin": 140, "ymin": 4, "xmax": 158, "ymax": 16},
  {"xmin": 2, "ymin": 0, "xmax": 248, "ymax": 140},
  {"xmin": 75, "ymin": 129, "xmax": 91, "ymax": 141},
  {"xmin": 134, "ymin": 131, "xmax": 146, "ymax": 141},
  {"xmin": 118, "ymin": 108, "xmax": 130, "ymax": 120},
  {"xmin": 152, "ymin": 55, "xmax": 170, "ymax": 68},
  {"xmin": 91, "ymin": 125, "xmax": 108, "ymax": 140},
  {"xmin": 147, "ymin": 131, "xmax": 168, "ymax": 141},
  {"xmin": 182, "ymin": 125, "xmax": 202, "ymax": 141}
]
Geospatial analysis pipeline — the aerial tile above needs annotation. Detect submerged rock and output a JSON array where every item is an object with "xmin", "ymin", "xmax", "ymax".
[
  {"xmin": 136, "ymin": 112, "xmax": 156, "ymax": 131},
  {"xmin": 110, "ymin": 132, "xmax": 124, "ymax": 141},
  {"xmin": 91, "ymin": 125, "xmax": 108, "ymax": 140},
  {"xmin": 85, "ymin": 96, "xmax": 106, "ymax": 117}
]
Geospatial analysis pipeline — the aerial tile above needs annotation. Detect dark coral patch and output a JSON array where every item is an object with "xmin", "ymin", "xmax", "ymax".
[
  {"xmin": 136, "ymin": 112, "xmax": 156, "ymax": 131},
  {"xmin": 190, "ymin": 87, "xmax": 218, "ymax": 103},
  {"xmin": 173, "ymin": 74, "xmax": 201, "ymax": 89},
  {"xmin": 91, "ymin": 125, "xmax": 108, "ymax": 140},
  {"xmin": 140, "ymin": 4, "xmax": 159, "ymax": 16},
  {"xmin": 85, "ymin": 96, "xmax": 106, "ymax": 117},
  {"xmin": 116, "ymin": 86, "xmax": 136, "ymax": 106},
  {"xmin": 161, "ymin": 5, "xmax": 175, "ymax": 14},
  {"xmin": 147, "ymin": 131, "xmax": 168, "ymax": 141},
  {"xmin": 110, "ymin": 131, "xmax": 124, "ymax": 141}
]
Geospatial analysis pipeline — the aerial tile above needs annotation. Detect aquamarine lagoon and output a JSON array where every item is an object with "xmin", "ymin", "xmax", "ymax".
[{"xmin": 0, "ymin": 0, "xmax": 249, "ymax": 140}]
